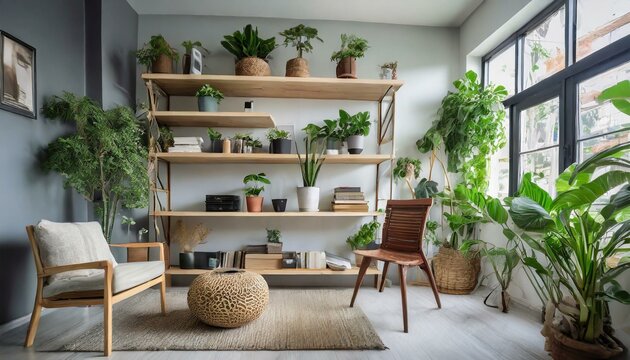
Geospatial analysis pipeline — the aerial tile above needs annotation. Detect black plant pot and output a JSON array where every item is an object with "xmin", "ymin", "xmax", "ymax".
[
  {"xmin": 210, "ymin": 140, "xmax": 223, "ymax": 153},
  {"xmin": 272, "ymin": 198, "xmax": 287, "ymax": 212},
  {"xmin": 179, "ymin": 252, "xmax": 195, "ymax": 269},
  {"xmin": 271, "ymin": 139, "xmax": 292, "ymax": 154},
  {"xmin": 182, "ymin": 54, "xmax": 191, "ymax": 74}
]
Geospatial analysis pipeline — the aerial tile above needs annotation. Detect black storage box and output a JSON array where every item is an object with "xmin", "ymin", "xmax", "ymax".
[{"xmin": 205, "ymin": 195, "xmax": 240, "ymax": 212}]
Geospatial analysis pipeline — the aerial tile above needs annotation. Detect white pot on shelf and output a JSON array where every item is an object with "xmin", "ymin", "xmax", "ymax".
[{"xmin": 296, "ymin": 186, "xmax": 320, "ymax": 212}]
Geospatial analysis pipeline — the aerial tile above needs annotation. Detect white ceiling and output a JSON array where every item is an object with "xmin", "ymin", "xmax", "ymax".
[{"xmin": 126, "ymin": 0, "xmax": 484, "ymax": 27}]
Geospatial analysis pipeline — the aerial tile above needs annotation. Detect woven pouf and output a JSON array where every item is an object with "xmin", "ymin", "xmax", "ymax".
[{"xmin": 187, "ymin": 269, "xmax": 269, "ymax": 328}]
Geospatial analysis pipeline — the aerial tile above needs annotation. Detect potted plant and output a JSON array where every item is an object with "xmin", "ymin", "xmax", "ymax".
[
  {"xmin": 320, "ymin": 119, "xmax": 340, "ymax": 154},
  {"xmin": 206, "ymin": 127, "xmax": 223, "ymax": 153},
  {"xmin": 135, "ymin": 34, "xmax": 178, "ymax": 73},
  {"xmin": 279, "ymin": 24, "xmax": 323, "ymax": 77},
  {"xmin": 233, "ymin": 132, "xmax": 251, "ymax": 153},
  {"xmin": 338, "ymin": 110, "xmax": 371, "ymax": 154},
  {"xmin": 243, "ymin": 173, "xmax": 270, "ymax": 212},
  {"xmin": 380, "ymin": 61, "xmax": 398, "ymax": 80},
  {"xmin": 330, "ymin": 34, "xmax": 369, "ymax": 79},
  {"xmin": 266, "ymin": 228, "xmax": 283, "ymax": 253},
  {"xmin": 172, "ymin": 220, "xmax": 209, "ymax": 269},
  {"xmin": 121, "ymin": 216, "xmax": 136, "ymax": 242},
  {"xmin": 346, "ymin": 220, "xmax": 381, "ymax": 266},
  {"xmin": 267, "ymin": 128, "xmax": 292, "ymax": 154},
  {"xmin": 195, "ymin": 84, "xmax": 224, "ymax": 112},
  {"xmin": 221, "ymin": 24, "xmax": 277, "ymax": 76},
  {"xmin": 296, "ymin": 124, "xmax": 328, "ymax": 211},
  {"xmin": 248, "ymin": 137, "xmax": 264, "ymax": 153},
  {"xmin": 158, "ymin": 126, "xmax": 174, "ymax": 152},
  {"xmin": 181, "ymin": 40, "xmax": 208, "ymax": 74}
]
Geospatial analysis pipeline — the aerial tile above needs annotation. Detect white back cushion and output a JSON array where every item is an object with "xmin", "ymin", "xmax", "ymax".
[{"xmin": 35, "ymin": 220, "xmax": 117, "ymax": 283}]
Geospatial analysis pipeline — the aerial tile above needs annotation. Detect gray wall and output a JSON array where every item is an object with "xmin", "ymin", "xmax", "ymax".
[{"xmin": 0, "ymin": 0, "xmax": 86, "ymax": 324}]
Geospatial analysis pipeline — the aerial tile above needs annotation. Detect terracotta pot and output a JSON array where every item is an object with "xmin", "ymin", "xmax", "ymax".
[
  {"xmin": 336, "ymin": 57, "xmax": 357, "ymax": 79},
  {"xmin": 152, "ymin": 54, "xmax": 173, "ymax": 74},
  {"xmin": 285, "ymin": 57, "xmax": 309, "ymax": 77},
  {"xmin": 235, "ymin": 57, "xmax": 271, "ymax": 76},
  {"xmin": 550, "ymin": 328, "xmax": 623, "ymax": 360},
  {"xmin": 182, "ymin": 53, "xmax": 191, "ymax": 74},
  {"xmin": 246, "ymin": 196, "xmax": 264, "ymax": 212}
]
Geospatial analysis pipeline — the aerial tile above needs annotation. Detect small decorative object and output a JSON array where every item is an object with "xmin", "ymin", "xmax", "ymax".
[
  {"xmin": 207, "ymin": 127, "xmax": 223, "ymax": 153},
  {"xmin": 205, "ymin": 195, "xmax": 241, "ymax": 212},
  {"xmin": 137, "ymin": 228, "xmax": 148, "ymax": 242},
  {"xmin": 379, "ymin": 61, "xmax": 398, "ymax": 80},
  {"xmin": 279, "ymin": 24, "xmax": 323, "ymax": 77},
  {"xmin": 244, "ymin": 100, "xmax": 254, "ymax": 112},
  {"xmin": 135, "ymin": 34, "xmax": 178, "ymax": 73},
  {"xmin": 195, "ymin": 84, "xmax": 224, "ymax": 112},
  {"xmin": 0, "ymin": 31, "xmax": 36, "ymax": 118},
  {"xmin": 233, "ymin": 132, "xmax": 250, "ymax": 153},
  {"xmin": 243, "ymin": 173, "xmax": 270, "ymax": 212},
  {"xmin": 172, "ymin": 219, "xmax": 209, "ymax": 269},
  {"xmin": 181, "ymin": 40, "xmax": 208, "ymax": 74},
  {"xmin": 222, "ymin": 138, "xmax": 231, "ymax": 153},
  {"xmin": 271, "ymin": 198, "xmax": 287, "ymax": 212},
  {"xmin": 338, "ymin": 109, "xmax": 371, "ymax": 154},
  {"xmin": 121, "ymin": 215, "xmax": 136, "ymax": 242},
  {"xmin": 330, "ymin": 34, "xmax": 369, "ymax": 79},
  {"xmin": 188, "ymin": 269, "xmax": 269, "ymax": 328},
  {"xmin": 208, "ymin": 257, "xmax": 219, "ymax": 269},
  {"xmin": 266, "ymin": 228, "xmax": 283, "ymax": 253},
  {"xmin": 221, "ymin": 24, "xmax": 276, "ymax": 76},
  {"xmin": 266, "ymin": 127, "xmax": 292, "ymax": 154},
  {"xmin": 296, "ymin": 123, "xmax": 329, "ymax": 212},
  {"xmin": 346, "ymin": 220, "xmax": 380, "ymax": 266}
]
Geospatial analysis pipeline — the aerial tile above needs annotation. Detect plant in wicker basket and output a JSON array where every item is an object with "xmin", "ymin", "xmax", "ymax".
[
  {"xmin": 279, "ymin": 24, "xmax": 323, "ymax": 77},
  {"xmin": 221, "ymin": 24, "xmax": 277, "ymax": 76}
]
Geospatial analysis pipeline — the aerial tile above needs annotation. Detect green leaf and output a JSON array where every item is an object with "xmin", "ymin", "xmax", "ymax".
[
  {"xmin": 518, "ymin": 173, "xmax": 552, "ymax": 211},
  {"xmin": 598, "ymin": 80, "xmax": 630, "ymax": 115},
  {"xmin": 599, "ymin": 280, "xmax": 630, "ymax": 304},
  {"xmin": 522, "ymin": 256, "xmax": 551, "ymax": 277},
  {"xmin": 508, "ymin": 197, "xmax": 554, "ymax": 231},
  {"xmin": 486, "ymin": 197, "xmax": 508, "ymax": 224},
  {"xmin": 571, "ymin": 142, "xmax": 630, "ymax": 183},
  {"xmin": 552, "ymin": 170, "xmax": 630, "ymax": 211}
]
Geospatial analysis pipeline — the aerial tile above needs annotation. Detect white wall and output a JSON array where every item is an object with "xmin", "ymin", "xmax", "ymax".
[{"xmin": 137, "ymin": 15, "xmax": 459, "ymax": 284}]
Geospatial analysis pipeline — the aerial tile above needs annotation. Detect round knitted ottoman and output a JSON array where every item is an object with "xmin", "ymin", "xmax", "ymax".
[{"xmin": 187, "ymin": 268, "xmax": 269, "ymax": 328}]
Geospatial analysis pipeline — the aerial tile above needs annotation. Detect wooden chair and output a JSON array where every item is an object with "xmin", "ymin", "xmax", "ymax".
[
  {"xmin": 24, "ymin": 225, "xmax": 167, "ymax": 356},
  {"xmin": 350, "ymin": 199, "xmax": 441, "ymax": 333}
]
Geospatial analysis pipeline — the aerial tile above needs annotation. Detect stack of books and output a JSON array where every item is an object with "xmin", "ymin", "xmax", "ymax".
[
  {"xmin": 168, "ymin": 137, "xmax": 203, "ymax": 152},
  {"xmin": 332, "ymin": 187, "xmax": 368, "ymax": 212}
]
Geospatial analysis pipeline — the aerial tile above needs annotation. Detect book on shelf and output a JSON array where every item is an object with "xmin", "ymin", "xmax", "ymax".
[
  {"xmin": 334, "ymin": 193, "xmax": 366, "ymax": 200},
  {"xmin": 295, "ymin": 251, "xmax": 327, "ymax": 269},
  {"xmin": 173, "ymin": 136, "xmax": 204, "ymax": 146},
  {"xmin": 334, "ymin": 186, "xmax": 361, "ymax": 193},
  {"xmin": 332, "ymin": 204, "xmax": 369, "ymax": 212},
  {"xmin": 332, "ymin": 199, "xmax": 368, "ymax": 204}
]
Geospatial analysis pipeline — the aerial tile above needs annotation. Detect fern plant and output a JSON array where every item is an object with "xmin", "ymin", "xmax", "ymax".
[{"xmin": 221, "ymin": 24, "xmax": 277, "ymax": 61}]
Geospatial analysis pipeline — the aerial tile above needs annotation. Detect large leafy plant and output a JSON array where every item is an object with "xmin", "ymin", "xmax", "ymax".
[
  {"xmin": 298, "ymin": 124, "xmax": 328, "ymax": 187},
  {"xmin": 346, "ymin": 220, "xmax": 381, "ymax": 250},
  {"xmin": 279, "ymin": 24, "xmax": 323, "ymax": 58},
  {"xmin": 338, "ymin": 110, "xmax": 371, "ymax": 138},
  {"xmin": 221, "ymin": 24, "xmax": 277, "ymax": 61},
  {"xmin": 416, "ymin": 70, "xmax": 508, "ymax": 191},
  {"xmin": 42, "ymin": 92, "xmax": 148, "ymax": 242},
  {"xmin": 135, "ymin": 35, "xmax": 178, "ymax": 70},
  {"xmin": 330, "ymin": 34, "xmax": 369, "ymax": 63},
  {"xmin": 243, "ymin": 173, "xmax": 270, "ymax": 197}
]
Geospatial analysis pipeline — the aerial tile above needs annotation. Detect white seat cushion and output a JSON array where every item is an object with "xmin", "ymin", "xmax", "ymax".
[
  {"xmin": 43, "ymin": 261, "xmax": 164, "ymax": 298},
  {"xmin": 35, "ymin": 220, "xmax": 118, "ymax": 283}
]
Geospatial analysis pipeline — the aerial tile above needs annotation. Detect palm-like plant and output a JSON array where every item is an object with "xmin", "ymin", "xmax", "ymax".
[
  {"xmin": 298, "ymin": 124, "xmax": 328, "ymax": 187},
  {"xmin": 221, "ymin": 24, "xmax": 276, "ymax": 61}
]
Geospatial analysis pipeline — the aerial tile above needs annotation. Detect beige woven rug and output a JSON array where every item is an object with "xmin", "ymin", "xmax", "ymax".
[{"xmin": 50, "ymin": 288, "xmax": 385, "ymax": 351}]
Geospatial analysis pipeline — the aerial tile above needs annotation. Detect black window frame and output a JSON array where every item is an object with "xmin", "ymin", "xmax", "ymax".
[{"xmin": 481, "ymin": 0, "xmax": 630, "ymax": 195}]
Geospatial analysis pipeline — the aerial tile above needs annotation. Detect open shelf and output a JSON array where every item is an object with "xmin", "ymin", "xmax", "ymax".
[
  {"xmin": 152, "ymin": 111, "xmax": 275, "ymax": 128},
  {"xmin": 167, "ymin": 266, "xmax": 380, "ymax": 276},
  {"xmin": 142, "ymin": 74, "xmax": 403, "ymax": 101},
  {"xmin": 154, "ymin": 153, "xmax": 392, "ymax": 164},
  {"xmin": 151, "ymin": 211, "xmax": 383, "ymax": 217}
]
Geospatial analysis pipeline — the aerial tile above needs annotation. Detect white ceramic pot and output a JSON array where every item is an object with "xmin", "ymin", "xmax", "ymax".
[
  {"xmin": 297, "ymin": 186, "xmax": 320, "ymax": 212},
  {"xmin": 347, "ymin": 135, "xmax": 365, "ymax": 154}
]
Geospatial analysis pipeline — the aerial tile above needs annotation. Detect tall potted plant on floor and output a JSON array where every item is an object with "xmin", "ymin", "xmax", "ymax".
[
  {"xmin": 296, "ymin": 123, "xmax": 328, "ymax": 212},
  {"xmin": 243, "ymin": 173, "xmax": 270, "ymax": 212},
  {"xmin": 136, "ymin": 34, "xmax": 178, "ymax": 73},
  {"xmin": 330, "ymin": 34, "xmax": 369, "ymax": 79},
  {"xmin": 279, "ymin": 24, "xmax": 323, "ymax": 77},
  {"xmin": 221, "ymin": 24, "xmax": 277, "ymax": 76}
]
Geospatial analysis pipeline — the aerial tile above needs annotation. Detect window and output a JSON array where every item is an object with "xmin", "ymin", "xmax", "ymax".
[
  {"xmin": 523, "ymin": 6, "xmax": 566, "ymax": 89},
  {"xmin": 487, "ymin": 44, "xmax": 516, "ymax": 96},
  {"xmin": 577, "ymin": 0, "xmax": 630, "ymax": 61}
]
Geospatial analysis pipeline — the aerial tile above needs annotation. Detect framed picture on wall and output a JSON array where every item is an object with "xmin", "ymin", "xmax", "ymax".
[{"xmin": 0, "ymin": 31, "xmax": 36, "ymax": 118}]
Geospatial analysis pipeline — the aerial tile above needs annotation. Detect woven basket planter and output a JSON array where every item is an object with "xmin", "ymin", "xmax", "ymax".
[
  {"xmin": 432, "ymin": 247, "xmax": 480, "ymax": 295},
  {"xmin": 235, "ymin": 57, "xmax": 271, "ymax": 76},
  {"xmin": 285, "ymin": 57, "xmax": 309, "ymax": 77}
]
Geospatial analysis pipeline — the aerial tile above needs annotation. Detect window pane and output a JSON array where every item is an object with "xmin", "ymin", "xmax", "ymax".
[
  {"xmin": 520, "ymin": 97, "xmax": 560, "ymax": 152},
  {"xmin": 488, "ymin": 108, "xmax": 510, "ymax": 199},
  {"xmin": 520, "ymin": 147, "xmax": 560, "ymax": 196},
  {"xmin": 578, "ymin": 61, "xmax": 630, "ymax": 139},
  {"xmin": 524, "ymin": 6, "xmax": 566, "ymax": 89},
  {"xmin": 577, "ymin": 0, "xmax": 630, "ymax": 61},
  {"xmin": 579, "ymin": 130, "xmax": 630, "ymax": 161},
  {"xmin": 487, "ymin": 44, "xmax": 516, "ymax": 97}
]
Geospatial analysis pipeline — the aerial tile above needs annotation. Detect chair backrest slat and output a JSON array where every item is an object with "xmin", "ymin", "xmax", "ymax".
[
  {"xmin": 380, "ymin": 199, "xmax": 432, "ymax": 254},
  {"xmin": 26, "ymin": 225, "xmax": 44, "ymax": 277}
]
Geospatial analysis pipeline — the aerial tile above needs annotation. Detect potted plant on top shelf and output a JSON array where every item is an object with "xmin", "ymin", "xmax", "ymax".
[
  {"xmin": 243, "ymin": 172, "xmax": 270, "ymax": 212},
  {"xmin": 181, "ymin": 40, "xmax": 208, "ymax": 74},
  {"xmin": 221, "ymin": 24, "xmax": 277, "ymax": 76},
  {"xmin": 195, "ymin": 84, "xmax": 224, "ymax": 112},
  {"xmin": 330, "ymin": 34, "xmax": 369, "ymax": 79},
  {"xmin": 296, "ymin": 123, "xmax": 328, "ymax": 212},
  {"xmin": 206, "ymin": 127, "xmax": 223, "ymax": 153},
  {"xmin": 346, "ymin": 220, "xmax": 380, "ymax": 266},
  {"xmin": 136, "ymin": 34, "xmax": 179, "ymax": 73},
  {"xmin": 338, "ymin": 110, "xmax": 371, "ymax": 154},
  {"xmin": 267, "ymin": 127, "xmax": 292, "ymax": 154},
  {"xmin": 279, "ymin": 24, "xmax": 323, "ymax": 77},
  {"xmin": 380, "ymin": 61, "xmax": 398, "ymax": 80}
]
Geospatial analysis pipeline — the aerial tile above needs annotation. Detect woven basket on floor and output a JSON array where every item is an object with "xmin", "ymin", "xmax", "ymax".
[{"xmin": 432, "ymin": 247, "xmax": 480, "ymax": 295}]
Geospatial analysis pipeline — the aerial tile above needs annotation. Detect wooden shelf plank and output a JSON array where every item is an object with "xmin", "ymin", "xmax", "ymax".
[
  {"xmin": 142, "ymin": 74, "xmax": 403, "ymax": 101},
  {"xmin": 152, "ymin": 211, "xmax": 383, "ymax": 217},
  {"xmin": 154, "ymin": 153, "xmax": 392, "ymax": 164},
  {"xmin": 152, "ymin": 111, "xmax": 275, "ymax": 128},
  {"xmin": 167, "ymin": 266, "xmax": 380, "ymax": 276}
]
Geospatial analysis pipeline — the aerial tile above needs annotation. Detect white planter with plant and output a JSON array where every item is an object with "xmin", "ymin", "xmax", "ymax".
[
  {"xmin": 338, "ymin": 110, "xmax": 371, "ymax": 154},
  {"xmin": 279, "ymin": 24, "xmax": 323, "ymax": 77},
  {"xmin": 196, "ymin": 84, "xmax": 223, "ymax": 112},
  {"xmin": 297, "ymin": 123, "xmax": 328, "ymax": 212}
]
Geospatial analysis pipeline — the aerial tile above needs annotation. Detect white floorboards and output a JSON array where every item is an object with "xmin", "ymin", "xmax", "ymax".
[{"xmin": 0, "ymin": 285, "xmax": 550, "ymax": 359}]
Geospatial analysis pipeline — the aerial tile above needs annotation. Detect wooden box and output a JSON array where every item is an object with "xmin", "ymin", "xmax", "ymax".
[{"xmin": 244, "ymin": 253, "xmax": 283, "ymax": 270}]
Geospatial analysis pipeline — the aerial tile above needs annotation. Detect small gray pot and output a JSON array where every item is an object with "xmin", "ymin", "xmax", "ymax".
[
  {"xmin": 347, "ymin": 135, "xmax": 365, "ymax": 154},
  {"xmin": 198, "ymin": 96, "xmax": 219, "ymax": 112}
]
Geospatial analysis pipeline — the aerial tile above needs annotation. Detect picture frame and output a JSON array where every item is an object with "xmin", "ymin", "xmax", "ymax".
[{"xmin": 0, "ymin": 30, "xmax": 36, "ymax": 118}]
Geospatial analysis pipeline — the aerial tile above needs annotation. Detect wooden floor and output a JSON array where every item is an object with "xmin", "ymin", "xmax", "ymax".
[{"xmin": 0, "ymin": 286, "xmax": 549, "ymax": 360}]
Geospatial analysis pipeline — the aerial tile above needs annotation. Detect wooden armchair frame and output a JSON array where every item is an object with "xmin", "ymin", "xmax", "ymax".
[{"xmin": 24, "ymin": 225, "xmax": 167, "ymax": 356}]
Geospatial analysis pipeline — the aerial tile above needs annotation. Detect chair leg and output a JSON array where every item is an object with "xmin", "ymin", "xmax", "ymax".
[
  {"xmin": 160, "ymin": 275, "xmax": 167, "ymax": 315},
  {"xmin": 398, "ymin": 264, "xmax": 409, "ymax": 333},
  {"xmin": 350, "ymin": 256, "xmax": 372, "ymax": 307},
  {"xmin": 379, "ymin": 261, "xmax": 390, "ymax": 292},
  {"xmin": 24, "ymin": 302, "xmax": 42, "ymax": 347},
  {"xmin": 103, "ymin": 266, "xmax": 113, "ymax": 356},
  {"xmin": 422, "ymin": 264, "xmax": 442, "ymax": 309}
]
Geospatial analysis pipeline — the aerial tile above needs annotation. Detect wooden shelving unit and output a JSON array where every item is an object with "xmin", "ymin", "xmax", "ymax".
[
  {"xmin": 152, "ymin": 111, "xmax": 275, "ymax": 128},
  {"xmin": 151, "ymin": 211, "xmax": 384, "ymax": 217},
  {"xmin": 167, "ymin": 265, "xmax": 380, "ymax": 276},
  {"xmin": 154, "ymin": 153, "xmax": 392, "ymax": 164}
]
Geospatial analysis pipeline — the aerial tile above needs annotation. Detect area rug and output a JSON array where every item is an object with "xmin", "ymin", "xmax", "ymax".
[{"xmin": 48, "ymin": 288, "xmax": 386, "ymax": 351}]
